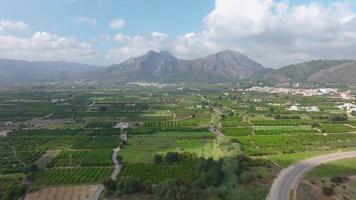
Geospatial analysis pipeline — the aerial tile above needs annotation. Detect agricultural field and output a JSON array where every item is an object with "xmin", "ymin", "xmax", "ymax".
[
  {"xmin": 121, "ymin": 131, "xmax": 215, "ymax": 163},
  {"xmin": 24, "ymin": 184, "xmax": 103, "ymax": 200},
  {"xmin": 1, "ymin": 85, "xmax": 356, "ymax": 200}
]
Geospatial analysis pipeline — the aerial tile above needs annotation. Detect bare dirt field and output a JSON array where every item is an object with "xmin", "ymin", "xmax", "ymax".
[{"xmin": 24, "ymin": 184, "xmax": 103, "ymax": 200}]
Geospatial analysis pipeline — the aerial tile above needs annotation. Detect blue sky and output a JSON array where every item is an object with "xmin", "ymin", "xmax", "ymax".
[
  {"xmin": 0, "ymin": 0, "xmax": 214, "ymax": 37},
  {"xmin": 0, "ymin": 0, "xmax": 356, "ymax": 67}
]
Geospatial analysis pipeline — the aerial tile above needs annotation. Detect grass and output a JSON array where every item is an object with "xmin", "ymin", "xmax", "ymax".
[
  {"xmin": 307, "ymin": 157, "xmax": 356, "ymax": 178},
  {"xmin": 267, "ymin": 147, "xmax": 356, "ymax": 168},
  {"xmin": 191, "ymin": 136, "xmax": 241, "ymax": 160},
  {"xmin": 267, "ymin": 151, "xmax": 330, "ymax": 168},
  {"xmin": 120, "ymin": 131, "xmax": 214, "ymax": 163}
]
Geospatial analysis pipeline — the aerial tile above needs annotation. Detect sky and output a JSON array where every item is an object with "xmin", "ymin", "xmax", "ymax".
[{"xmin": 0, "ymin": 0, "xmax": 356, "ymax": 68}]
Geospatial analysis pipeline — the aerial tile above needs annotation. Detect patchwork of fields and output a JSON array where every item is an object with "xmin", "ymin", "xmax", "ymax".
[{"xmin": 1, "ymin": 85, "xmax": 356, "ymax": 199}]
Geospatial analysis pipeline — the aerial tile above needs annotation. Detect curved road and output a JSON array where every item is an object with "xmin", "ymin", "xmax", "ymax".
[{"xmin": 267, "ymin": 151, "xmax": 356, "ymax": 200}]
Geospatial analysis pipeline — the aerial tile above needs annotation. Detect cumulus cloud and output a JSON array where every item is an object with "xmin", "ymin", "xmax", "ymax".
[
  {"xmin": 106, "ymin": 0, "xmax": 356, "ymax": 67},
  {"xmin": 72, "ymin": 16, "xmax": 97, "ymax": 27},
  {"xmin": 151, "ymin": 32, "xmax": 168, "ymax": 41},
  {"xmin": 0, "ymin": 32, "xmax": 95, "ymax": 61},
  {"xmin": 0, "ymin": 19, "xmax": 27, "ymax": 32},
  {"xmin": 110, "ymin": 18, "xmax": 125, "ymax": 29}
]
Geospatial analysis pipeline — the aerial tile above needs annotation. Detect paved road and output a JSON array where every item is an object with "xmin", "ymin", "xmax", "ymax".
[{"xmin": 267, "ymin": 151, "xmax": 356, "ymax": 200}]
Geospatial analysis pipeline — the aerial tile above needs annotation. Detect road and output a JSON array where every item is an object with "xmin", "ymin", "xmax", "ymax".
[
  {"xmin": 111, "ymin": 147, "xmax": 121, "ymax": 180},
  {"xmin": 267, "ymin": 151, "xmax": 356, "ymax": 200},
  {"xmin": 90, "ymin": 185, "xmax": 104, "ymax": 200}
]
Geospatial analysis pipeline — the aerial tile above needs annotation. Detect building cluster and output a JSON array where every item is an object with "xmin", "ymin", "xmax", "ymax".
[
  {"xmin": 127, "ymin": 82, "xmax": 180, "ymax": 88},
  {"xmin": 288, "ymin": 104, "xmax": 319, "ymax": 112},
  {"xmin": 337, "ymin": 103, "xmax": 356, "ymax": 113},
  {"xmin": 234, "ymin": 86, "xmax": 338, "ymax": 96}
]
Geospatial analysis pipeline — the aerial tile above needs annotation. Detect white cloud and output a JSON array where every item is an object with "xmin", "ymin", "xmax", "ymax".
[
  {"xmin": 106, "ymin": 0, "xmax": 356, "ymax": 67},
  {"xmin": 151, "ymin": 32, "xmax": 168, "ymax": 41},
  {"xmin": 197, "ymin": 0, "xmax": 356, "ymax": 67},
  {"xmin": 72, "ymin": 16, "xmax": 97, "ymax": 27},
  {"xmin": 110, "ymin": 18, "xmax": 125, "ymax": 29},
  {"xmin": 0, "ymin": 32, "xmax": 95, "ymax": 61},
  {"xmin": 114, "ymin": 33, "xmax": 130, "ymax": 42},
  {"xmin": 0, "ymin": 19, "xmax": 27, "ymax": 32}
]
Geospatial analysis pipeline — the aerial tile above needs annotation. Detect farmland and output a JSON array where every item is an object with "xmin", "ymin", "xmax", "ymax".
[{"xmin": 1, "ymin": 84, "xmax": 356, "ymax": 200}]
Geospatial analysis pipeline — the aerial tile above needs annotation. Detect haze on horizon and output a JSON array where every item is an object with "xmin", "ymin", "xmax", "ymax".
[{"xmin": 1, "ymin": 0, "xmax": 356, "ymax": 68}]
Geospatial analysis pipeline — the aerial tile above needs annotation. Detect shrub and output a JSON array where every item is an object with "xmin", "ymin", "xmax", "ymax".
[
  {"xmin": 165, "ymin": 152, "xmax": 179, "ymax": 164},
  {"xmin": 239, "ymin": 172, "xmax": 256, "ymax": 183},
  {"xmin": 331, "ymin": 176, "xmax": 344, "ymax": 184},
  {"xmin": 153, "ymin": 154, "xmax": 163, "ymax": 164},
  {"xmin": 322, "ymin": 186, "xmax": 334, "ymax": 196},
  {"xmin": 103, "ymin": 179, "xmax": 116, "ymax": 191}
]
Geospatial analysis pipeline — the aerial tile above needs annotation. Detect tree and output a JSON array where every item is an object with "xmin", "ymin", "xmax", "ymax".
[
  {"xmin": 328, "ymin": 113, "xmax": 347, "ymax": 122},
  {"xmin": 24, "ymin": 164, "xmax": 38, "ymax": 174},
  {"xmin": 103, "ymin": 179, "xmax": 116, "ymax": 191},
  {"xmin": 153, "ymin": 154, "xmax": 163, "ymax": 164},
  {"xmin": 311, "ymin": 122, "xmax": 320, "ymax": 128},
  {"xmin": 99, "ymin": 106, "xmax": 107, "ymax": 111},
  {"xmin": 117, "ymin": 177, "xmax": 145, "ymax": 194},
  {"xmin": 165, "ymin": 152, "xmax": 179, "ymax": 164}
]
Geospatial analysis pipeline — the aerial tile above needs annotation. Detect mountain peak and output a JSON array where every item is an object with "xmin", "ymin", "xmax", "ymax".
[
  {"xmin": 216, "ymin": 49, "xmax": 245, "ymax": 57},
  {"xmin": 145, "ymin": 49, "xmax": 173, "ymax": 56}
]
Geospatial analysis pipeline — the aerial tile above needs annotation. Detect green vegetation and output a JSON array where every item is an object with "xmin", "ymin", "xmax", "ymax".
[
  {"xmin": 1, "ymin": 84, "xmax": 356, "ymax": 200},
  {"xmin": 34, "ymin": 167, "xmax": 112, "ymax": 186},
  {"xmin": 307, "ymin": 158, "xmax": 356, "ymax": 178}
]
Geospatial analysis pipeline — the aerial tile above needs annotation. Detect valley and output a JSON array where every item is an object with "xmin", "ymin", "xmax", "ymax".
[{"xmin": 1, "ymin": 83, "xmax": 356, "ymax": 199}]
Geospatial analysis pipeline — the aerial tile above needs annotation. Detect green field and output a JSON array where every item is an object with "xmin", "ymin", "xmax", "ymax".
[{"xmin": 1, "ymin": 85, "xmax": 356, "ymax": 200}]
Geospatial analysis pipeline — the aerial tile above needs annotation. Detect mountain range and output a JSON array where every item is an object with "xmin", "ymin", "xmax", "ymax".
[
  {"xmin": 0, "ymin": 59, "xmax": 101, "ymax": 84},
  {"xmin": 1, "ymin": 50, "xmax": 356, "ymax": 85},
  {"xmin": 89, "ymin": 50, "xmax": 268, "ymax": 83}
]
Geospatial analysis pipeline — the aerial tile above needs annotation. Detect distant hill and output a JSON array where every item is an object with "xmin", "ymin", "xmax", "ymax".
[
  {"xmin": 2, "ymin": 52, "xmax": 356, "ymax": 85},
  {"xmin": 263, "ymin": 59, "xmax": 354, "ymax": 85},
  {"xmin": 308, "ymin": 61, "xmax": 356, "ymax": 83},
  {"xmin": 0, "ymin": 59, "xmax": 101, "ymax": 84},
  {"xmin": 90, "ymin": 49, "xmax": 268, "ymax": 83}
]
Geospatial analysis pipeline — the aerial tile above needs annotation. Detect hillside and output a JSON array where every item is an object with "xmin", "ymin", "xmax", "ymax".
[
  {"xmin": 308, "ymin": 61, "xmax": 356, "ymax": 83},
  {"xmin": 263, "ymin": 59, "xmax": 354, "ymax": 85},
  {"xmin": 0, "ymin": 59, "xmax": 101, "ymax": 84}
]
